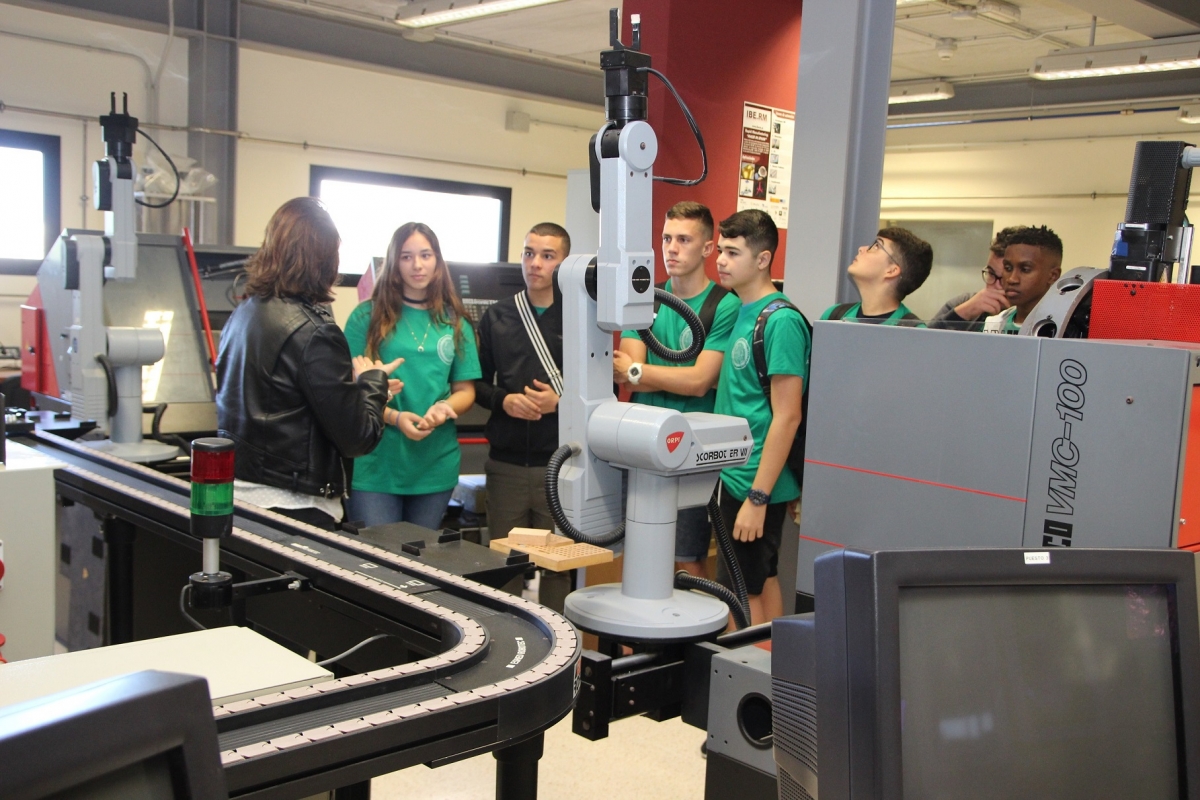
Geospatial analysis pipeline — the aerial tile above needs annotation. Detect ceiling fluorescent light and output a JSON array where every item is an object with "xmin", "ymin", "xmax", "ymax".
[
  {"xmin": 1179, "ymin": 103, "xmax": 1200, "ymax": 124},
  {"xmin": 1033, "ymin": 34, "xmax": 1200, "ymax": 80},
  {"xmin": 889, "ymin": 80, "xmax": 956, "ymax": 104},
  {"xmin": 395, "ymin": 0, "xmax": 569, "ymax": 29}
]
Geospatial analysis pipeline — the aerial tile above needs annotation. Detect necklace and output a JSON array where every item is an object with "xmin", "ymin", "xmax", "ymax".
[
  {"xmin": 402, "ymin": 294, "xmax": 428, "ymax": 305},
  {"xmin": 403, "ymin": 313, "xmax": 433, "ymax": 352}
]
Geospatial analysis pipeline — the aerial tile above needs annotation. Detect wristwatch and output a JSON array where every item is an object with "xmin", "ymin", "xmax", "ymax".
[
  {"xmin": 627, "ymin": 362, "xmax": 644, "ymax": 385},
  {"xmin": 747, "ymin": 488, "xmax": 770, "ymax": 506}
]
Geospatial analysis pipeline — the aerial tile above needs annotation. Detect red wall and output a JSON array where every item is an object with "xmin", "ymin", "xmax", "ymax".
[{"xmin": 624, "ymin": 1, "xmax": 803, "ymax": 280}]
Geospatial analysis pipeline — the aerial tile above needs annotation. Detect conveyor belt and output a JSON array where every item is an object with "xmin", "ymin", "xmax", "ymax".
[{"xmin": 21, "ymin": 431, "xmax": 580, "ymax": 800}]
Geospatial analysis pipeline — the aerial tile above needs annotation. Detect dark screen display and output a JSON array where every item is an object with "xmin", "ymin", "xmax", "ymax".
[
  {"xmin": 899, "ymin": 584, "xmax": 1180, "ymax": 799},
  {"xmin": 46, "ymin": 751, "xmax": 178, "ymax": 800}
]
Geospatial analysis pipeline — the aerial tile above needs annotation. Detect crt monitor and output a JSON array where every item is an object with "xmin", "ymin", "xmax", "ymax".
[
  {"xmin": 773, "ymin": 547, "xmax": 1200, "ymax": 800},
  {"xmin": 0, "ymin": 670, "xmax": 227, "ymax": 799}
]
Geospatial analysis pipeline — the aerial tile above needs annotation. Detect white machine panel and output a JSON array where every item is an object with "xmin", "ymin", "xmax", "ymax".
[{"xmin": 0, "ymin": 441, "xmax": 63, "ymax": 662}]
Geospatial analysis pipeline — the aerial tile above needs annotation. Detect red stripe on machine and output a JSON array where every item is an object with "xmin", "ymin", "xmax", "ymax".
[{"xmin": 804, "ymin": 459, "xmax": 1027, "ymax": 503}]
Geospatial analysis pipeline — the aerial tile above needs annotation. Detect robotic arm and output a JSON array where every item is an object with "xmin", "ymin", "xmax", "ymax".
[
  {"xmin": 69, "ymin": 93, "xmax": 177, "ymax": 463},
  {"xmin": 550, "ymin": 12, "xmax": 753, "ymax": 642}
]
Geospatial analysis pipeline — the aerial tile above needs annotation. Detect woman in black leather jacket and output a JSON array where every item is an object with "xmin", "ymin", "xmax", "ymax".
[{"xmin": 216, "ymin": 197, "xmax": 401, "ymax": 529}]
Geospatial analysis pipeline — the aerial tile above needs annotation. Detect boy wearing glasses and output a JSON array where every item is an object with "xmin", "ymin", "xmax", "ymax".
[
  {"xmin": 929, "ymin": 227, "xmax": 1018, "ymax": 332},
  {"xmin": 820, "ymin": 227, "xmax": 934, "ymax": 326}
]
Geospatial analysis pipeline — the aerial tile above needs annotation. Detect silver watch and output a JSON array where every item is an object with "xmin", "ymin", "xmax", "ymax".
[{"xmin": 627, "ymin": 362, "xmax": 644, "ymax": 385}]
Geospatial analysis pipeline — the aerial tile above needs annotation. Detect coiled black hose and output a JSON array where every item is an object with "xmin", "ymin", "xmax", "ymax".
[
  {"xmin": 637, "ymin": 288, "xmax": 705, "ymax": 363},
  {"xmin": 675, "ymin": 571, "xmax": 749, "ymax": 630},
  {"xmin": 708, "ymin": 491, "xmax": 751, "ymax": 626},
  {"xmin": 544, "ymin": 444, "xmax": 626, "ymax": 547}
]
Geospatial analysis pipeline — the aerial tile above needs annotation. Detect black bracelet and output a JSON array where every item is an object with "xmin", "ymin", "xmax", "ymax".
[{"xmin": 747, "ymin": 488, "xmax": 770, "ymax": 506}]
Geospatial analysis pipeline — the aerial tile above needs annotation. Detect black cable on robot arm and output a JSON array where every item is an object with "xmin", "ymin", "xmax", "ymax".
[
  {"xmin": 638, "ymin": 67, "xmax": 707, "ymax": 187},
  {"xmin": 707, "ymin": 491, "xmax": 751, "ymax": 624},
  {"xmin": 134, "ymin": 129, "xmax": 181, "ymax": 209},
  {"xmin": 637, "ymin": 287, "xmax": 705, "ymax": 363},
  {"xmin": 544, "ymin": 444, "xmax": 625, "ymax": 547},
  {"xmin": 675, "ymin": 571, "xmax": 750, "ymax": 630}
]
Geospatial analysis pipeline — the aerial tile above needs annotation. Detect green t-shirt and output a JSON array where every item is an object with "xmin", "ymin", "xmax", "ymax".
[
  {"xmin": 819, "ymin": 302, "xmax": 925, "ymax": 327},
  {"xmin": 714, "ymin": 292, "xmax": 811, "ymax": 504},
  {"xmin": 344, "ymin": 302, "xmax": 482, "ymax": 495},
  {"xmin": 620, "ymin": 280, "xmax": 740, "ymax": 413},
  {"xmin": 1003, "ymin": 312, "xmax": 1021, "ymax": 334}
]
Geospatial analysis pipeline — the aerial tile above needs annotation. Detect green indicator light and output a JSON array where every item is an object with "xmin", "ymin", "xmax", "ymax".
[{"xmin": 191, "ymin": 482, "xmax": 234, "ymax": 516}]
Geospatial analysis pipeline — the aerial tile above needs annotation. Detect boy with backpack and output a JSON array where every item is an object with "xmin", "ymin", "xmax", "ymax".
[
  {"xmin": 712, "ymin": 209, "xmax": 809, "ymax": 625},
  {"xmin": 820, "ymin": 227, "xmax": 933, "ymax": 326},
  {"xmin": 613, "ymin": 201, "xmax": 741, "ymax": 579}
]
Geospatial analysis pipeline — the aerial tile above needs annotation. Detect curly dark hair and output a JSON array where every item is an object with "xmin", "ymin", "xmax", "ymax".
[
  {"xmin": 990, "ymin": 226, "xmax": 1023, "ymax": 257},
  {"xmin": 1005, "ymin": 225, "xmax": 1063, "ymax": 258},
  {"xmin": 877, "ymin": 226, "xmax": 933, "ymax": 300}
]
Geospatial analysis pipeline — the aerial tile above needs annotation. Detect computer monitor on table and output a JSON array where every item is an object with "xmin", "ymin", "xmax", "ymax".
[
  {"xmin": 773, "ymin": 548, "xmax": 1200, "ymax": 800},
  {"xmin": 0, "ymin": 670, "xmax": 226, "ymax": 799}
]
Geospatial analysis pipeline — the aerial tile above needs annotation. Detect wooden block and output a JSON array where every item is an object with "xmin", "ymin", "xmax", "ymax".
[
  {"xmin": 489, "ymin": 537, "xmax": 614, "ymax": 572},
  {"xmin": 507, "ymin": 528, "xmax": 556, "ymax": 546}
]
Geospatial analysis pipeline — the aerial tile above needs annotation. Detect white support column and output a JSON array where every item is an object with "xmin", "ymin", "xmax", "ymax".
[{"xmin": 782, "ymin": 0, "xmax": 897, "ymax": 318}]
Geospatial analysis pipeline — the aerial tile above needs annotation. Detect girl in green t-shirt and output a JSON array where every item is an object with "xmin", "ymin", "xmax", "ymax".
[{"xmin": 345, "ymin": 222, "xmax": 482, "ymax": 529}]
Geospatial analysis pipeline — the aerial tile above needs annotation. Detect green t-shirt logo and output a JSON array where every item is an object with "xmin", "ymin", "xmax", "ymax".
[
  {"xmin": 437, "ymin": 334, "xmax": 455, "ymax": 365},
  {"xmin": 731, "ymin": 337, "xmax": 751, "ymax": 370},
  {"xmin": 679, "ymin": 326, "xmax": 693, "ymax": 351}
]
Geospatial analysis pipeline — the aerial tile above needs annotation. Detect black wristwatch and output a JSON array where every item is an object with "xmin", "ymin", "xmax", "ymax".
[{"xmin": 747, "ymin": 488, "xmax": 770, "ymax": 506}]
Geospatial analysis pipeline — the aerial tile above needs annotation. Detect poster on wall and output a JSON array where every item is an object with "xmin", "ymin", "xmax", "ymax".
[{"xmin": 736, "ymin": 102, "xmax": 794, "ymax": 229}]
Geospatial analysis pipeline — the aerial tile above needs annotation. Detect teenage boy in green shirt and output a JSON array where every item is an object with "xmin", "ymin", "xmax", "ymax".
[
  {"xmin": 613, "ymin": 201, "xmax": 741, "ymax": 580},
  {"xmin": 713, "ymin": 209, "xmax": 809, "ymax": 626},
  {"xmin": 820, "ymin": 227, "xmax": 933, "ymax": 326}
]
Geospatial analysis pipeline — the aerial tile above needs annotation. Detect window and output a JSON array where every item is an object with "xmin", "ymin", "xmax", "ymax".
[
  {"xmin": 310, "ymin": 166, "xmax": 512, "ymax": 280},
  {"xmin": 0, "ymin": 130, "xmax": 61, "ymax": 275}
]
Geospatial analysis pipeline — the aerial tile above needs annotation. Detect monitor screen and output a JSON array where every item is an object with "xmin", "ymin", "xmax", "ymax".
[
  {"xmin": 47, "ymin": 751, "xmax": 179, "ymax": 800},
  {"xmin": 899, "ymin": 583, "xmax": 1181, "ymax": 799}
]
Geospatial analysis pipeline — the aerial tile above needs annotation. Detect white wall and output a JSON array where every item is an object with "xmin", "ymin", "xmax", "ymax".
[
  {"xmin": 235, "ymin": 47, "xmax": 602, "ymax": 321},
  {"xmin": 881, "ymin": 112, "xmax": 1200, "ymax": 274}
]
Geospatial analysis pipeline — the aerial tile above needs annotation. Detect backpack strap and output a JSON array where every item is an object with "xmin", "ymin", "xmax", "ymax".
[
  {"xmin": 696, "ymin": 283, "xmax": 729, "ymax": 336},
  {"xmin": 751, "ymin": 298, "xmax": 811, "ymax": 401},
  {"xmin": 896, "ymin": 311, "xmax": 924, "ymax": 328},
  {"xmin": 651, "ymin": 280, "xmax": 667, "ymax": 316},
  {"xmin": 827, "ymin": 302, "xmax": 856, "ymax": 322}
]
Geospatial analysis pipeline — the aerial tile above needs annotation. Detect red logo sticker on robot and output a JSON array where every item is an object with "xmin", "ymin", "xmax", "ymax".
[{"xmin": 665, "ymin": 432, "xmax": 684, "ymax": 453}]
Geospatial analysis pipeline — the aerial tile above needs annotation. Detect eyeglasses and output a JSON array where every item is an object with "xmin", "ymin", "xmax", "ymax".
[
  {"xmin": 982, "ymin": 267, "xmax": 1003, "ymax": 285},
  {"xmin": 868, "ymin": 238, "xmax": 902, "ymax": 268}
]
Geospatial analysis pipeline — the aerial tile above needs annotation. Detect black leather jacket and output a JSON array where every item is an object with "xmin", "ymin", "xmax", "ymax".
[{"xmin": 216, "ymin": 296, "xmax": 389, "ymax": 498}]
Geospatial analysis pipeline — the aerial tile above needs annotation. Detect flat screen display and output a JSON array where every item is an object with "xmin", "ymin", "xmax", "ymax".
[{"xmin": 899, "ymin": 584, "xmax": 1181, "ymax": 799}]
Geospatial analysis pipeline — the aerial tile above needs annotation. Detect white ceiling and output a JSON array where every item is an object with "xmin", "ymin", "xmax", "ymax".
[{"xmin": 299, "ymin": 0, "xmax": 1200, "ymax": 83}]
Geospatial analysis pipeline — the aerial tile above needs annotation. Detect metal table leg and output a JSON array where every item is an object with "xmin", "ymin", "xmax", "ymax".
[
  {"xmin": 495, "ymin": 732, "xmax": 544, "ymax": 800},
  {"xmin": 333, "ymin": 780, "xmax": 370, "ymax": 799}
]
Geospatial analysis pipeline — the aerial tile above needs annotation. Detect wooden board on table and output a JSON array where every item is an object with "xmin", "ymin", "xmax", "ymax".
[
  {"xmin": 507, "ymin": 527, "xmax": 557, "ymax": 546},
  {"xmin": 489, "ymin": 536, "xmax": 614, "ymax": 571}
]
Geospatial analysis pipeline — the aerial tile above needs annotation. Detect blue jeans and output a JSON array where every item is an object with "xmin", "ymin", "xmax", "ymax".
[{"xmin": 346, "ymin": 488, "xmax": 455, "ymax": 531}]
